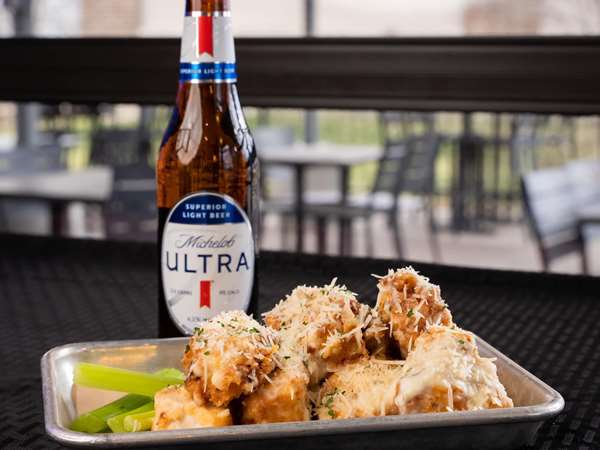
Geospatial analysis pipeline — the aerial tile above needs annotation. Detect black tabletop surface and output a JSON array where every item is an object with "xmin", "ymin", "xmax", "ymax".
[{"xmin": 1, "ymin": 234, "xmax": 599, "ymax": 450}]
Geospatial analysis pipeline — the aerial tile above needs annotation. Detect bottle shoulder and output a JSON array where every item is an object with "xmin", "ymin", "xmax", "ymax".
[{"xmin": 158, "ymin": 94, "xmax": 256, "ymax": 167}]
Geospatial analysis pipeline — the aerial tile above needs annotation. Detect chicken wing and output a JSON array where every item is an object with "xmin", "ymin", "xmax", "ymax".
[
  {"xmin": 395, "ymin": 326, "xmax": 513, "ymax": 414},
  {"xmin": 264, "ymin": 281, "xmax": 371, "ymax": 385},
  {"xmin": 182, "ymin": 310, "xmax": 279, "ymax": 407},
  {"xmin": 375, "ymin": 268, "xmax": 453, "ymax": 357},
  {"xmin": 316, "ymin": 358, "xmax": 404, "ymax": 420},
  {"xmin": 152, "ymin": 385, "xmax": 232, "ymax": 431},
  {"xmin": 241, "ymin": 360, "xmax": 311, "ymax": 424}
]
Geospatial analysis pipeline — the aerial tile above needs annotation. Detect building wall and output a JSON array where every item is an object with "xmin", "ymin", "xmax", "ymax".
[
  {"xmin": 81, "ymin": 0, "xmax": 142, "ymax": 36},
  {"xmin": 463, "ymin": 0, "xmax": 543, "ymax": 35}
]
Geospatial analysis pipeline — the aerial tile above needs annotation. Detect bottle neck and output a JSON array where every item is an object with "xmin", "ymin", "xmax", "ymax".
[{"xmin": 180, "ymin": 0, "xmax": 237, "ymax": 85}]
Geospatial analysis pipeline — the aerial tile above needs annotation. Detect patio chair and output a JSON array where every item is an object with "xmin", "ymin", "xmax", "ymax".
[
  {"xmin": 103, "ymin": 163, "xmax": 157, "ymax": 242},
  {"xmin": 305, "ymin": 133, "xmax": 441, "ymax": 259},
  {"xmin": 89, "ymin": 128, "xmax": 151, "ymax": 167},
  {"xmin": 511, "ymin": 115, "xmax": 574, "ymax": 175},
  {"xmin": 521, "ymin": 166, "xmax": 588, "ymax": 273}
]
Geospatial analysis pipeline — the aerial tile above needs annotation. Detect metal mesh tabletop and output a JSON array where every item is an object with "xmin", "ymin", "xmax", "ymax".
[{"xmin": 0, "ymin": 234, "xmax": 598, "ymax": 450}]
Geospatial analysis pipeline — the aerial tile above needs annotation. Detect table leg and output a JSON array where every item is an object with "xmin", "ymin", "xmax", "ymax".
[
  {"xmin": 492, "ymin": 115, "xmax": 502, "ymax": 221},
  {"xmin": 50, "ymin": 201, "xmax": 69, "ymax": 236},
  {"xmin": 339, "ymin": 167, "xmax": 351, "ymax": 255},
  {"xmin": 294, "ymin": 165, "xmax": 306, "ymax": 253},
  {"xmin": 579, "ymin": 221, "xmax": 592, "ymax": 275},
  {"xmin": 451, "ymin": 137, "xmax": 467, "ymax": 231}
]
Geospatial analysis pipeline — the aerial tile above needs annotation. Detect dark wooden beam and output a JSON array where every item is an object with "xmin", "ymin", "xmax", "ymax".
[{"xmin": 1, "ymin": 37, "xmax": 600, "ymax": 114}]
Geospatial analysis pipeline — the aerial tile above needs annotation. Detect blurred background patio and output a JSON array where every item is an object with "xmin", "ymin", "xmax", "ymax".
[{"xmin": 0, "ymin": 0, "xmax": 599, "ymax": 275}]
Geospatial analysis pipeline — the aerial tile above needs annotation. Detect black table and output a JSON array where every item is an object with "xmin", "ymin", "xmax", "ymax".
[
  {"xmin": 0, "ymin": 167, "xmax": 113, "ymax": 235},
  {"xmin": 260, "ymin": 144, "xmax": 381, "ymax": 255},
  {"xmin": 1, "ymin": 234, "xmax": 599, "ymax": 450}
]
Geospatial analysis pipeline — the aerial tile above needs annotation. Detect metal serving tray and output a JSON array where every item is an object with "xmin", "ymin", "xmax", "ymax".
[{"xmin": 42, "ymin": 337, "xmax": 564, "ymax": 450}]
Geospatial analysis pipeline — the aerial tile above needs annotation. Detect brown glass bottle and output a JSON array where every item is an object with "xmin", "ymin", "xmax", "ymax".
[{"xmin": 157, "ymin": 0, "xmax": 259, "ymax": 337}]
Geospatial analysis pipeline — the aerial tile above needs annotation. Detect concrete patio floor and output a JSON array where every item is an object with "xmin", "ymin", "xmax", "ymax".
[{"xmin": 260, "ymin": 212, "xmax": 599, "ymax": 276}]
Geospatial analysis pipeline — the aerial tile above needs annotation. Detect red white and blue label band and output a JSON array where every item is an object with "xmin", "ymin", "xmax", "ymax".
[
  {"xmin": 180, "ymin": 11, "xmax": 237, "ymax": 83},
  {"xmin": 179, "ymin": 62, "xmax": 237, "ymax": 83}
]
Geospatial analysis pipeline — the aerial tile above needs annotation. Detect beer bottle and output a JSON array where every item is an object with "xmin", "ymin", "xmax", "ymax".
[{"xmin": 157, "ymin": 0, "xmax": 259, "ymax": 337}]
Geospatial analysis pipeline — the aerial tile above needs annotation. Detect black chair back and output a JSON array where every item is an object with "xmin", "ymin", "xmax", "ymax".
[
  {"xmin": 105, "ymin": 163, "xmax": 157, "ymax": 242},
  {"xmin": 373, "ymin": 134, "xmax": 440, "ymax": 203},
  {"xmin": 89, "ymin": 129, "xmax": 150, "ymax": 167},
  {"xmin": 521, "ymin": 167, "xmax": 583, "ymax": 271},
  {"xmin": 380, "ymin": 112, "xmax": 435, "ymax": 141},
  {"xmin": 400, "ymin": 135, "xmax": 440, "ymax": 195},
  {"xmin": 372, "ymin": 140, "xmax": 407, "ymax": 196}
]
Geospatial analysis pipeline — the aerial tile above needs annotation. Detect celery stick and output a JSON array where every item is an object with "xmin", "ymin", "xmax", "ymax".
[
  {"xmin": 107, "ymin": 402, "xmax": 154, "ymax": 433},
  {"xmin": 123, "ymin": 410, "xmax": 155, "ymax": 432},
  {"xmin": 69, "ymin": 413, "xmax": 108, "ymax": 434},
  {"xmin": 69, "ymin": 394, "xmax": 150, "ymax": 433},
  {"xmin": 155, "ymin": 367, "xmax": 185, "ymax": 380},
  {"xmin": 74, "ymin": 363, "xmax": 183, "ymax": 397}
]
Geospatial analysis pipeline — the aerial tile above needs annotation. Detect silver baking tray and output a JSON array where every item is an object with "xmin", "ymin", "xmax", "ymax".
[{"xmin": 42, "ymin": 337, "xmax": 564, "ymax": 450}]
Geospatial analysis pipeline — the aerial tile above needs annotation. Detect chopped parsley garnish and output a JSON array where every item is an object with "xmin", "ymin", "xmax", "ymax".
[
  {"xmin": 284, "ymin": 356, "xmax": 291, "ymax": 360},
  {"xmin": 328, "ymin": 409, "xmax": 336, "ymax": 418},
  {"xmin": 249, "ymin": 327, "xmax": 260, "ymax": 333},
  {"xmin": 457, "ymin": 339, "xmax": 465, "ymax": 345},
  {"xmin": 204, "ymin": 351, "xmax": 210, "ymax": 355},
  {"xmin": 407, "ymin": 309, "xmax": 414, "ymax": 318},
  {"xmin": 194, "ymin": 327, "xmax": 204, "ymax": 335}
]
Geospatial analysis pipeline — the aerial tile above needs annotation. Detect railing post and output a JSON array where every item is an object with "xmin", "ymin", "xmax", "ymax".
[{"xmin": 304, "ymin": 0, "xmax": 318, "ymax": 144}]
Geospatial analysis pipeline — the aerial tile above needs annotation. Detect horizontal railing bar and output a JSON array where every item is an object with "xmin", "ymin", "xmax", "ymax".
[{"xmin": 0, "ymin": 37, "xmax": 599, "ymax": 113}]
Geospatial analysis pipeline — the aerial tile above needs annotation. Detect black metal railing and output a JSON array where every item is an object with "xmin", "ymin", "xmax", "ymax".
[{"xmin": 0, "ymin": 37, "xmax": 600, "ymax": 113}]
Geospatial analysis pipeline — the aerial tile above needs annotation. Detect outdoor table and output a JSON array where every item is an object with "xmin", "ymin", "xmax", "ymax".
[
  {"xmin": 0, "ymin": 167, "xmax": 113, "ymax": 235},
  {"xmin": 1, "ymin": 234, "xmax": 599, "ymax": 449},
  {"xmin": 578, "ymin": 203, "xmax": 600, "ymax": 228},
  {"xmin": 260, "ymin": 143, "xmax": 381, "ymax": 254}
]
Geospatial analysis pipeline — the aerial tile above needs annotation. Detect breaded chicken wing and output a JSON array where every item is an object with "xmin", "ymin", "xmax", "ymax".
[
  {"xmin": 395, "ymin": 326, "xmax": 513, "ymax": 414},
  {"xmin": 182, "ymin": 310, "xmax": 279, "ymax": 407},
  {"xmin": 264, "ymin": 281, "xmax": 371, "ymax": 384},
  {"xmin": 316, "ymin": 358, "xmax": 404, "ymax": 420},
  {"xmin": 152, "ymin": 385, "xmax": 232, "ymax": 431},
  {"xmin": 241, "ymin": 360, "xmax": 311, "ymax": 424},
  {"xmin": 363, "ymin": 311, "xmax": 393, "ymax": 359},
  {"xmin": 375, "ymin": 268, "xmax": 453, "ymax": 357}
]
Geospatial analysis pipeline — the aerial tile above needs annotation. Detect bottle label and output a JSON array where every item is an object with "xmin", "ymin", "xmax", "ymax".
[
  {"xmin": 180, "ymin": 12, "xmax": 237, "ymax": 83},
  {"xmin": 161, "ymin": 192, "xmax": 254, "ymax": 335}
]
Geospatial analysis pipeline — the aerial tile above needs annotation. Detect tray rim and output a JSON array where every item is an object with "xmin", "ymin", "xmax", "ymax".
[{"xmin": 41, "ymin": 336, "xmax": 565, "ymax": 448}]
